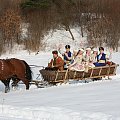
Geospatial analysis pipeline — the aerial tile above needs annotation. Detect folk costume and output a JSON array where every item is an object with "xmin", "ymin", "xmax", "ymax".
[
  {"xmin": 94, "ymin": 53, "xmax": 106, "ymax": 67},
  {"xmin": 94, "ymin": 47, "xmax": 106, "ymax": 67},
  {"xmin": 68, "ymin": 49, "xmax": 85, "ymax": 71},
  {"xmin": 63, "ymin": 45, "xmax": 73, "ymax": 68}
]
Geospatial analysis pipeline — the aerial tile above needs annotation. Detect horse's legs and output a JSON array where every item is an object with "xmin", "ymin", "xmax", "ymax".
[
  {"xmin": 11, "ymin": 77, "xmax": 19, "ymax": 88},
  {"xmin": 1, "ymin": 79, "xmax": 10, "ymax": 93},
  {"xmin": 11, "ymin": 77, "xmax": 29, "ymax": 90},
  {"xmin": 12, "ymin": 76, "xmax": 30, "ymax": 90},
  {"xmin": 20, "ymin": 78, "xmax": 30, "ymax": 90},
  {"xmin": 24, "ymin": 79, "xmax": 29, "ymax": 90}
]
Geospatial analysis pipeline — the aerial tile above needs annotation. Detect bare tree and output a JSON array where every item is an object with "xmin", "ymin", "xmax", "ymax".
[{"xmin": 0, "ymin": 8, "xmax": 21, "ymax": 49}]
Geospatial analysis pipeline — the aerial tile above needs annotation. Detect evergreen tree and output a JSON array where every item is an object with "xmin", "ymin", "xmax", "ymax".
[{"xmin": 21, "ymin": 0, "xmax": 53, "ymax": 9}]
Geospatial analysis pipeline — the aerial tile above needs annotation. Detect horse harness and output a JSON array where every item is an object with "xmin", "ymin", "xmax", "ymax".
[
  {"xmin": 0, "ymin": 60, "xmax": 4, "ymax": 72},
  {"xmin": 0, "ymin": 59, "xmax": 14, "ymax": 78},
  {"xmin": 0, "ymin": 60, "xmax": 6, "ymax": 78}
]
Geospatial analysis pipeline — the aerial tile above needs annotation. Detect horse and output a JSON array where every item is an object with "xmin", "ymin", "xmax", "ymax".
[{"xmin": 0, "ymin": 58, "xmax": 32, "ymax": 93}]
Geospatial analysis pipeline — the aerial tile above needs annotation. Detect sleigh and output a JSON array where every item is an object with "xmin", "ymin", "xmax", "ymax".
[{"xmin": 39, "ymin": 62, "xmax": 119, "ymax": 85}]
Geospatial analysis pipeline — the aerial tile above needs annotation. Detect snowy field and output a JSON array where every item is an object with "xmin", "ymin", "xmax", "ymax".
[{"xmin": 0, "ymin": 50, "xmax": 120, "ymax": 120}]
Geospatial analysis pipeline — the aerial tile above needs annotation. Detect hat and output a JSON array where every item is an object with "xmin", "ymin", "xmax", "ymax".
[
  {"xmin": 73, "ymin": 50, "xmax": 78, "ymax": 53},
  {"xmin": 65, "ymin": 45, "xmax": 70, "ymax": 49},
  {"xmin": 79, "ymin": 48, "xmax": 84, "ymax": 52},
  {"xmin": 86, "ymin": 48, "xmax": 91, "ymax": 51},
  {"xmin": 99, "ymin": 47, "xmax": 104, "ymax": 51},
  {"xmin": 52, "ymin": 50, "xmax": 58, "ymax": 54},
  {"xmin": 93, "ymin": 48, "xmax": 98, "ymax": 52}
]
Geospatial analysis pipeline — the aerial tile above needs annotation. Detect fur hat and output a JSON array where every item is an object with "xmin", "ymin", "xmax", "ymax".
[{"xmin": 52, "ymin": 50, "xmax": 58, "ymax": 54}]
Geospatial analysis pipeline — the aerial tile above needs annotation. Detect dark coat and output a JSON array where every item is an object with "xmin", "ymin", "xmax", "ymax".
[{"xmin": 94, "ymin": 53, "xmax": 106, "ymax": 67}]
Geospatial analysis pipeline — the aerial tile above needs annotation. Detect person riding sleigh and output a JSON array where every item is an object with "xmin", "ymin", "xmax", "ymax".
[
  {"xmin": 94, "ymin": 47, "xmax": 107, "ymax": 67},
  {"xmin": 45, "ymin": 50, "xmax": 64, "ymax": 71}
]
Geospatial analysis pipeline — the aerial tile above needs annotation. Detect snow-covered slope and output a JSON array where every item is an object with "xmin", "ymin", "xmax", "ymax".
[
  {"xmin": 0, "ymin": 51, "xmax": 120, "ymax": 120},
  {"xmin": 44, "ymin": 28, "xmax": 87, "ymax": 51}
]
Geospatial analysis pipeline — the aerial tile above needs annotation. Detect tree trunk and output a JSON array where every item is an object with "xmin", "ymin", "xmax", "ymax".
[{"xmin": 66, "ymin": 25, "xmax": 75, "ymax": 40}]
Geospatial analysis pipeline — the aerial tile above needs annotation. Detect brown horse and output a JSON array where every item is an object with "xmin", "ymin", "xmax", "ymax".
[{"xmin": 0, "ymin": 58, "xmax": 32, "ymax": 93}]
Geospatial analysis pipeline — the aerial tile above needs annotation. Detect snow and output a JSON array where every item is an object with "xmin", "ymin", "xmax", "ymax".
[
  {"xmin": 1, "ymin": 79, "xmax": 120, "ymax": 120},
  {"xmin": 0, "ymin": 28, "xmax": 120, "ymax": 120},
  {"xmin": 44, "ymin": 28, "xmax": 87, "ymax": 51},
  {"xmin": 0, "ymin": 49, "xmax": 120, "ymax": 120}
]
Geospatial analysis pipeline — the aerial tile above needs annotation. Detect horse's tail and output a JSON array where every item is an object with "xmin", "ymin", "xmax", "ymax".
[{"xmin": 22, "ymin": 60, "xmax": 32, "ymax": 81}]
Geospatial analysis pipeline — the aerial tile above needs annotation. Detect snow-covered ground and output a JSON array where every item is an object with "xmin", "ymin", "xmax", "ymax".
[
  {"xmin": 0, "ymin": 50, "xmax": 120, "ymax": 120},
  {"xmin": 0, "ymin": 27, "xmax": 120, "ymax": 120}
]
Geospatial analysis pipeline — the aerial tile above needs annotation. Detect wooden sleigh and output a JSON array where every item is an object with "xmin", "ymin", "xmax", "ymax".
[{"xmin": 39, "ymin": 62, "xmax": 119, "ymax": 85}]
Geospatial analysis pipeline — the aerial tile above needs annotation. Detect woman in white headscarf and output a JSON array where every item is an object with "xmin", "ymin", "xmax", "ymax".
[
  {"xmin": 91, "ymin": 48, "xmax": 98, "ymax": 63},
  {"xmin": 68, "ymin": 49, "xmax": 85, "ymax": 71}
]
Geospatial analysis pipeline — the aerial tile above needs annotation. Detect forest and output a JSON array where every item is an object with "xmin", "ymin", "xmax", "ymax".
[{"xmin": 0, "ymin": 0, "xmax": 120, "ymax": 54}]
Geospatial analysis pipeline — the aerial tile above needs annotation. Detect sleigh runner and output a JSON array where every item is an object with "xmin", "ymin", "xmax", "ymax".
[{"xmin": 39, "ymin": 62, "xmax": 119, "ymax": 84}]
